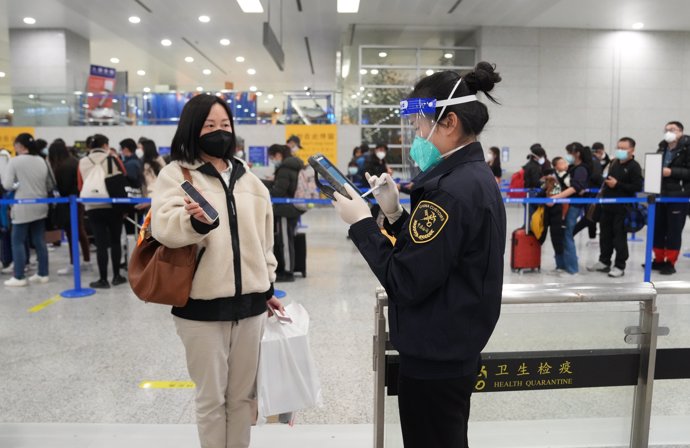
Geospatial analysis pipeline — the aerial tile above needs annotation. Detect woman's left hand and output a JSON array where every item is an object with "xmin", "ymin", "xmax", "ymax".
[{"xmin": 266, "ymin": 296, "xmax": 285, "ymax": 317}]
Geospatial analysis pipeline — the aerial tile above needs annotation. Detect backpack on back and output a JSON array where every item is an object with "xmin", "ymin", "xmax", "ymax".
[
  {"xmin": 80, "ymin": 156, "xmax": 109, "ymax": 200},
  {"xmin": 508, "ymin": 169, "xmax": 526, "ymax": 198},
  {"xmin": 292, "ymin": 167, "xmax": 318, "ymax": 212}
]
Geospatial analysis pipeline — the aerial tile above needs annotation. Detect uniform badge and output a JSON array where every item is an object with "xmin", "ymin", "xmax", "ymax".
[{"xmin": 408, "ymin": 200, "xmax": 449, "ymax": 244}]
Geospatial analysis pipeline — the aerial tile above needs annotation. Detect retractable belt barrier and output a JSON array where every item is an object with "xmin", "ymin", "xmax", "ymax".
[
  {"xmin": 1, "ymin": 193, "xmax": 689, "ymax": 297},
  {"xmin": 372, "ymin": 282, "xmax": 690, "ymax": 448}
]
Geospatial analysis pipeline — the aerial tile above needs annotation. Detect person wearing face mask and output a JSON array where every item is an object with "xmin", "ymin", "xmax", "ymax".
[
  {"xmin": 266, "ymin": 144, "xmax": 304, "ymax": 282},
  {"xmin": 522, "ymin": 144, "xmax": 550, "ymax": 190},
  {"xmin": 364, "ymin": 143, "xmax": 392, "ymax": 178},
  {"xmin": 119, "ymin": 138, "xmax": 144, "ymax": 191},
  {"xmin": 151, "ymin": 94, "xmax": 284, "ymax": 448},
  {"xmin": 587, "ymin": 137, "xmax": 643, "ymax": 278},
  {"xmin": 486, "ymin": 146, "xmax": 502, "ymax": 183},
  {"xmin": 592, "ymin": 142, "xmax": 611, "ymax": 174},
  {"xmin": 549, "ymin": 142, "xmax": 595, "ymax": 275},
  {"xmin": 331, "ymin": 63, "xmax": 506, "ymax": 448},
  {"xmin": 650, "ymin": 121, "xmax": 690, "ymax": 275},
  {"xmin": 78, "ymin": 134, "xmax": 128, "ymax": 288}
]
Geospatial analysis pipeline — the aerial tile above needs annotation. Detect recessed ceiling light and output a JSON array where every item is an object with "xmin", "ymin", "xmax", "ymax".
[
  {"xmin": 112, "ymin": 99, "xmax": 118, "ymax": 103},
  {"xmin": 249, "ymin": 86, "xmax": 258, "ymax": 92},
  {"xmin": 274, "ymin": 108, "xmax": 281, "ymax": 113},
  {"xmin": 23, "ymin": 17, "xmax": 36, "ymax": 25},
  {"xmin": 350, "ymin": 94, "xmax": 357, "ymax": 99},
  {"xmin": 236, "ymin": 104, "xmax": 242, "ymax": 109},
  {"xmin": 303, "ymin": 86, "xmax": 309, "ymax": 90},
  {"xmin": 337, "ymin": 0, "xmax": 360, "ymax": 13},
  {"xmin": 185, "ymin": 56, "xmax": 194, "ymax": 63},
  {"xmin": 220, "ymin": 38, "xmax": 231, "ymax": 46},
  {"xmin": 143, "ymin": 87, "xmax": 151, "ymax": 93},
  {"xmin": 110, "ymin": 57, "xmax": 120, "ymax": 64},
  {"xmin": 247, "ymin": 68, "xmax": 256, "ymax": 75},
  {"xmin": 161, "ymin": 39, "xmax": 172, "ymax": 46},
  {"xmin": 237, "ymin": 0, "xmax": 264, "ymax": 13},
  {"xmin": 256, "ymin": 91, "xmax": 263, "ymax": 96},
  {"xmin": 359, "ymin": 86, "xmax": 364, "ymax": 91},
  {"xmin": 267, "ymin": 94, "xmax": 274, "ymax": 99},
  {"xmin": 378, "ymin": 51, "xmax": 387, "ymax": 58},
  {"xmin": 196, "ymin": 86, "xmax": 204, "ymax": 92},
  {"xmin": 360, "ymin": 69, "xmax": 367, "ymax": 75},
  {"xmin": 128, "ymin": 16, "xmax": 141, "ymax": 24},
  {"xmin": 202, "ymin": 69, "xmax": 212, "ymax": 75},
  {"xmin": 73, "ymin": 91, "xmax": 83, "ymax": 95},
  {"xmin": 8, "ymin": 108, "xmax": 14, "ymax": 114},
  {"xmin": 444, "ymin": 52, "xmax": 453, "ymax": 59},
  {"xmin": 363, "ymin": 99, "xmax": 370, "ymax": 104},
  {"xmin": 60, "ymin": 100, "xmax": 66, "ymax": 104},
  {"xmin": 28, "ymin": 94, "xmax": 35, "ymax": 99},
  {"xmin": 425, "ymin": 69, "xmax": 434, "ymax": 76},
  {"xmin": 370, "ymin": 69, "xmax": 379, "ymax": 75},
  {"xmin": 0, "ymin": 71, "xmax": 5, "ymax": 78},
  {"xmin": 235, "ymin": 56, "xmax": 245, "ymax": 62},
  {"xmin": 198, "ymin": 15, "xmax": 211, "ymax": 23},
  {"xmin": 632, "ymin": 22, "xmax": 644, "ymax": 30},
  {"xmin": 137, "ymin": 70, "xmax": 146, "ymax": 76}
]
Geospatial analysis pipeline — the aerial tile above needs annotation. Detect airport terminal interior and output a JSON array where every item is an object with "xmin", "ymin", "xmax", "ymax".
[{"xmin": 1, "ymin": 0, "xmax": 690, "ymax": 447}]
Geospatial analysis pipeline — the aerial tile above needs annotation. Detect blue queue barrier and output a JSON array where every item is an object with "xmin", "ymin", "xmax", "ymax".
[{"xmin": 1, "ymin": 194, "xmax": 689, "ymax": 296}]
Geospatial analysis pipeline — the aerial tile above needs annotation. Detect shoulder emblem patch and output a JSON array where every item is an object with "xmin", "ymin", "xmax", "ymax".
[{"xmin": 408, "ymin": 200, "xmax": 449, "ymax": 244}]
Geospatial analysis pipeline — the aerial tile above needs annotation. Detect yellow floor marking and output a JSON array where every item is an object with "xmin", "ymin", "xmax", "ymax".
[
  {"xmin": 139, "ymin": 381, "xmax": 196, "ymax": 389},
  {"xmin": 28, "ymin": 295, "xmax": 62, "ymax": 313}
]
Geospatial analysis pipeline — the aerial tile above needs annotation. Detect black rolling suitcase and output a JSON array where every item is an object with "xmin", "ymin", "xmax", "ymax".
[{"xmin": 294, "ymin": 232, "xmax": 307, "ymax": 277}]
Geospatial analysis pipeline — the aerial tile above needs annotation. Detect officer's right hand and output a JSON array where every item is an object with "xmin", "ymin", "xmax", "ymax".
[{"xmin": 365, "ymin": 172, "xmax": 401, "ymax": 217}]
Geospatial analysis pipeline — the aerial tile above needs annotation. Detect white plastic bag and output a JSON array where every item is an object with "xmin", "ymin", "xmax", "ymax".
[{"xmin": 257, "ymin": 303, "xmax": 322, "ymax": 424}]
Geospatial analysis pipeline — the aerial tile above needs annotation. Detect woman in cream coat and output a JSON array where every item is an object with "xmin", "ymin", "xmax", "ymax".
[{"xmin": 151, "ymin": 94, "xmax": 284, "ymax": 448}]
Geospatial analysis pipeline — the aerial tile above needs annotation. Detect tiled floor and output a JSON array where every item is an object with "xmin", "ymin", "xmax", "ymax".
[{"xmin": 1, "ymin": 204, "xmax": 689, "ymax": 447}]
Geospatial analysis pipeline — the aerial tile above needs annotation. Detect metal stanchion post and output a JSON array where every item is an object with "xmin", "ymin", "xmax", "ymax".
[
  {"xmin": 60, "ymin": 195, "xmax": 96, "ymax": 298},
  {"xmin": 643, "ymin": 196, "xmax": 656, "ymax": 283}
]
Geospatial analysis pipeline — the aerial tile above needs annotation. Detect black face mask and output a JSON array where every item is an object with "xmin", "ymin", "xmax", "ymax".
[{"xmin": 198, "ymin": 130, "xmax": 235, "ymax": 158}]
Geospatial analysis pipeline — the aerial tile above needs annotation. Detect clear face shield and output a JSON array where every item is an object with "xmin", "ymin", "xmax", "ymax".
[{"xmin": 399, "ymin": 78, "xmax": 477, "ymax": 177}]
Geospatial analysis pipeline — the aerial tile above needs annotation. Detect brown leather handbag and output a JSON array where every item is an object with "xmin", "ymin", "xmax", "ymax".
[{"xmin": 128, "ymin": 167, "xmax": 199, "ymax": 307}]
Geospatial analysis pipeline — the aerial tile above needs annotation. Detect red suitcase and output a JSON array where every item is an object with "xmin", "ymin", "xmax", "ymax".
[{"xmin": 511, "ymin": 228, "xmax": 541, "ymax": 273}]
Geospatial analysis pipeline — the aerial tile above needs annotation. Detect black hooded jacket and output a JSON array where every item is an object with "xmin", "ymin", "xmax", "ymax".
[{"xmin": 657, "ymin": 135, "xmax": 690, "ymax": 197}]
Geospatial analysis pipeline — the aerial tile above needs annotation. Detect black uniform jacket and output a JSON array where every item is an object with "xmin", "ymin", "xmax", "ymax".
[{"xmin": 349, "ymin": 142, "xmax": 506, "ymax": 379}]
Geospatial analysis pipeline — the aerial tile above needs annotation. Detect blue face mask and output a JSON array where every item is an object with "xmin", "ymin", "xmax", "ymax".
[
  {"xmin": 565, "ymin": 154, "xmax": 574, "ymax": 164},
  {"xmin": 615, "ymin": 149, "xmax": 629, "ymax": 161},
  {"xmin": 410, "ymin": 135, "xmax": 443, "ymax": 172}
]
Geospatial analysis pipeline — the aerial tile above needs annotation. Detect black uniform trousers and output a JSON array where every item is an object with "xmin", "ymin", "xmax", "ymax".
[
  {"xmin": 599, "ymin": 205, "xmax": 628, "ymax": 270},
  {"xmin": 87, "ymin": 208, "xmax": 123, "ymax": 281},
  {"xmin": 398, "ymin": 372, "xmax": 475, "ymax": 448}
]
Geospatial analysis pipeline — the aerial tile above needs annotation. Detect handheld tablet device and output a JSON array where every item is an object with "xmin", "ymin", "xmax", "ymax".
[
  {"xmin": 308, "ymin": 153, "xmax": 363, "ymax": 200},
  {"xmin": 181, "ymin": 181, "xmax": 220, "ymax": 223}
]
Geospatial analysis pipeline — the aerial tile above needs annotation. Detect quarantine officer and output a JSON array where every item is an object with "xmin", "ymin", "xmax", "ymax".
[{"xmin": 332, "ymin": 62, "xmax": 506, "ymax": 448}]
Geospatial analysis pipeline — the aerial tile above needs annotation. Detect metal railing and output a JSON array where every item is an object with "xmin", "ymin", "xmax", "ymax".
[{"xmin": 372, "ymin": 281, "xmax": 690, "ymax": 448}]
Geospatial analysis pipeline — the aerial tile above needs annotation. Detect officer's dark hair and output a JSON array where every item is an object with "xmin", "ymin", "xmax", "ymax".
[
  {"xmin": 619, "ymin": 137, "xmax": 636, "ymax": 148},
  {"xmin": 91, "ymin": 134, "xmax": 109, "ymax": 149},
  {"xmin": 171, "ymin": 94, "xmax": 235, "ymax": 164},
  {"xmin": 565, "ymin": 142, "xmax": 593, "ymax": 172},
  {"xmin": 120, "ymin": 138, "xmax": 137, "ymax": 153},
  {"xmin": 666, "ymin": 121, "xmax": 684, "ymax": 132},
  {"xmin": 410, "ymin": 61, "xmax": 501, "ymax": 137},
  {"xmin": 268, "ymin": 144, "xmax": 290, "ymax": 159},
  {"xmin": 375, "ymin": 143, "xmax": 388, "ymax": 152},
  {"xmin": 592, "ymin": 142, "xmax": 604, "ymax": 151}
]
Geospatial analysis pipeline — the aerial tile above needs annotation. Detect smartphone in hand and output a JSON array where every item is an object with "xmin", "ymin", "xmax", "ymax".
[{"xmin": 181, "ymin": 181, "xmax": 219, "ymax": 223}]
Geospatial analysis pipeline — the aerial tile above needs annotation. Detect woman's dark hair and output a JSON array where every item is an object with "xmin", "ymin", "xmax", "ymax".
[
  {"xmin": 14, "ymin": 133, "xmax": 36, "ymax": 154},
  {"xmin": 375, "ymin": 143, "xmax": 388, "ymax": 152},
  {"xmin": 566, "ymin": 142, "xmax": 593, "ymax": 172},
  {"xmin": 48, "ymin": 139, "xmax": 71, "ymax": 172},
  {"xmin": 141, "ymin": 139, "xmax": 162, "ymax": 175},
  {"xmin": 489, "ymin": 146, "xmax": 500, "ymax": 158},
  {"xmin": 35, "ymin": 139, "xmax": 48, "ymax": 155},
  {"xmin": 91, "ymin": 134, "xmax": 109, "ymax": 149},
  {"xmin": 352, "ymin": 147, "xmax": 362, "ymax": 157},
  {"xmin": 268, "ymin": 144, "xmax": 290, "ymax": 159},
  {"xmin": 410, "ymin": 61, "xmax": 501, "ymax": 137},
  {"xmin": 171, "ymin": 94, "xmax": 236, "ymax": 164}
]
